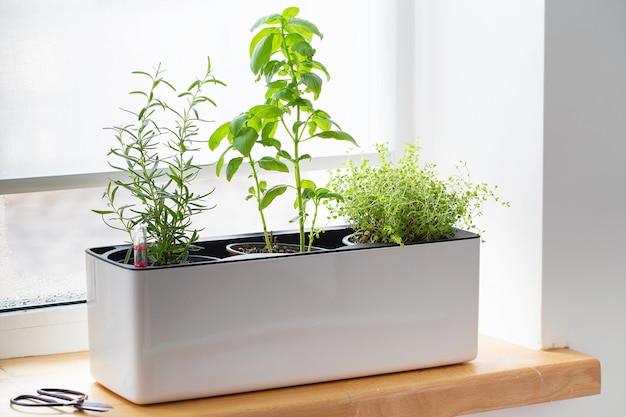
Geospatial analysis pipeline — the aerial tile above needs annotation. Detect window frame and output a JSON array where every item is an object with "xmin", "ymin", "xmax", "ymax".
[{"xmin": 0, "ymin": 303, "xmax": 88, "ymax": 359}]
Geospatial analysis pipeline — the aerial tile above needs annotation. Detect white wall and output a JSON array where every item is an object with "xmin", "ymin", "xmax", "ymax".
[
  {"xmin": 416, "ymin": 0, "xmax": 545, "ymax": 349},
  {"xmin": 418, "ymin": 0, "xmax": 626, "ymax": 415},
  {"xmin": 536, "ymin": 0, "xmax": 626, "ymax": 415}
]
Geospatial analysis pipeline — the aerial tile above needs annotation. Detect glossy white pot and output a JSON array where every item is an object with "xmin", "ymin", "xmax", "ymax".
[{"xmin": 85, "ymin": 227, "xmax": 480, "ymax": 404}]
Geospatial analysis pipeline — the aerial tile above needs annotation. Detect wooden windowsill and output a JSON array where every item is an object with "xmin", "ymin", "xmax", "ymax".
[{"xmin": 0, "ymin": 336, "xmax": 600, "ymax": 417}]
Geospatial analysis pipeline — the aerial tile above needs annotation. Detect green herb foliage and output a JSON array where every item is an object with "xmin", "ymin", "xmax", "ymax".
[
  {"xmin": 209, "ymin": 6, "xmax": 357, "ymax": 252},
  {"xmin": 328, "ymin": 143, "xmax": 509, "ymax": 245},
  {"xmin": 94, "ymin": 59, "xmax": 225, "ymax": 265}
]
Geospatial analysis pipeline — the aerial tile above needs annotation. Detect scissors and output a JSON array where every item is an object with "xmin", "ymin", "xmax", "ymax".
[{"xmin": 10, "ymin": 388, "xmax": 113, "ymax": 412}]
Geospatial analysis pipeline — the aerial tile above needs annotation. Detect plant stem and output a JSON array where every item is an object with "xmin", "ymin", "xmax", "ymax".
[
  {"xmin": 278, "ymin": 18, "xmax": 309, "ymax": 251},
  {"xmin": 307, "ymin": 202, "xmax": 320, "ymax": 252},
  {"xmin": 293, "ymin": 138, "xmax": 305, "ymax": 252},
  {"xmin": 250, "ymin": 161, "xmax": 273, "ymax": 252}
]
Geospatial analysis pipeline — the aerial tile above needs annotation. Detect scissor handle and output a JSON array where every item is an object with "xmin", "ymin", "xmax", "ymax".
[
  {"xmin": 11, "ymin": 388, "xmax": 111, "ymax": 412},
  {"xmin": 37, "ymin": 387, "xmax": 87, "ymax": 402},
  {"xmin": 10, "ymin": 393, "xmax": 65, "ymax": 407}
]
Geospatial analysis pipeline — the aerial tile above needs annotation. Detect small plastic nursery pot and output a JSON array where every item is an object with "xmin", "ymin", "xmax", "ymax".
[
  {"xmin": 341, "ymin": 233, "xmax": 393, "ymax": 248},
  {"xmin": 100, "ymin": 246, "xmax": 220, "ymax": 266},
  {"xmin": 341, "ymin": 231, "xmax": 468, "ymax": 248},
  {"xmin": 225, "ymin": 242, "xmax": 328, "ymax": 256}
]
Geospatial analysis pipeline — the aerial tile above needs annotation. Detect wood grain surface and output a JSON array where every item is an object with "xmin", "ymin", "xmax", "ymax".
[{"xmin": 0, "ymin": 336, "xmax": 600, "ymax": 417}]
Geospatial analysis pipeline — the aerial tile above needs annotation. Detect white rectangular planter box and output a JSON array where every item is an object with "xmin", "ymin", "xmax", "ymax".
[{"xmin": 85, "ymin": 227, "xmax": 480, "ymax": 404}]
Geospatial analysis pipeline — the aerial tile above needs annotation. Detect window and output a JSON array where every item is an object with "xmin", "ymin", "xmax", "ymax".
[
  {"xmin": 0, "ymin": 0, "xmax": 388, "ymax": 180},
  {"xmin": 1, "ymin": 0, "xmax": 402, "ymax": 312}
]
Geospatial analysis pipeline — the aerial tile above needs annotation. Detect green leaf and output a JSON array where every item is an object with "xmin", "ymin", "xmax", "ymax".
[
  {"xmin": 260, "ymin": 136, "xmax": 281, "ymax": 149},
  {"xmin": 209, "ymin": 121, "xmax": 230, "ymax": 150},
  {"xmin": 311, "ymin": 113, "xmax": 334, "ymax": 131},
  {"xmin": 301, "ymin": 72, "xmax": 323, "ymax": 99},
  {"xmin": 92, "ymin": 209, "xmax": 115, "ymax": 215},
  {"xmin": 260, "ymin": 184, "xmax": 288, "ymax": 209},
  {"xmin": 263, "ymin": 63, "xmax": 283, "ymax": 84},
  {"xmin": 205, "ymin": 55, "xmax": 214, "ymax": 73},
  {"xmin": 131, "ymin": 70, "xmax": 152, "ymax": 78},
  {"xmin": 108, "ymin": 184, "xmax": 119, "ymax": 200},
  {"xmin": 158, "ymin": 78, "xmax": 176, "ymax": 91},
  {"xmin": 313, "ymin": 187, "xmax": 342, "ymax": 201},
  {"xmin": 277, "ymin": 149, "xmax": 292, "ymax": 160},
  {"xmin": 230, "ymin": 113, "xmax": 248, "ymax": 136},
  {"xmin": 250, "ymin": 34, "xmax": 276, "ymax": 75},
  {"xmin": 249, "ymin": 104, "xmax": 284, "ymax": 119},
  {"xmin": 301, "ymin": 179, "xmax": 316, "ymax": 190},
  {"xmin": 307, "ymin": 60, "xmax": 331, "ymax": 80},
  {"xmin": 187, "ymin": 79, "xmax": 201, "ymax": 91},
  {"xmin": 302, "ymin": 188, "xmax": 316, "ymax": 200},
  {"xmin": 282, "ymin": 6, "xmax": 299, "ymax": 18},
  {"xmin": 291, "ymin": 41, "xmax": 314, "ymax": 59},
  {"xmin": 292, "ymin": 121, "xmax": 304, "ymax": 136},
  {"xmin": 273, "ymin": 88, "xmax": 297, "ymax": 102},
  {"xmin": 313, "ymin": 130, "xmax": 358, "ymax": 145},
  {"xmin": 233, "ymin": 127, "xmax": 258, "ymax": 157},
  {"xmin": 266, "ymin": 78, "xmax": 288, "ymax": 90},
  {"xmin": 196, "ymin": 95, "xmax": 218, "ymax": 107},
  {"xmin": 298, "ymin": 153, "xmax": 312, "ymax": 162},
  {"xmin": 215, "ymin": 153, "xmax": 225, "ymax": 176},
  {"xmin": 261, "ymin": 121, "xmax": 278, "ymax": 141},
  {"xmin": 250, "ymin": 13, "xmax": 282, "ymax": 32},
  {"xmin": 226, "ymin": 157, "xmax": 244, "ymax": 181},
  {"xmin": 284, "ymin": 32, "xmax": 307, "ymax": 49},
  {"xmin": 287, "ymin": 18, "xmax": 323, "ymax": 40},
  {"xmin": 249, "ymin": 27, "xmax": 281, "ymax": 57},
  {"xmin": 289, "ymin": 98, "xmax": 313, "ymax": 111},
  {"xmin": 313, "ymin": 109, "xmax": 331, "ymax": 119},
  {"xmin": 321, "ymin": 191, "xmax": 343, "ymax": 201},
  {"xmin": 246, "ymin": 114, "xmax": 263, "ymax": 132},
  {"xmin": 130, "ymin": 90, "xmax": 148, "ymax": 98},
  {"xmin": 258, "ymin": 156, "xmax": 289, "ymax": 173}
]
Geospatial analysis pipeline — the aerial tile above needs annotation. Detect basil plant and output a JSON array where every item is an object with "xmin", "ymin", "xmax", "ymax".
[{"xmin": 210, "ymin": 6, "xmax": 357, "ymax": 252}]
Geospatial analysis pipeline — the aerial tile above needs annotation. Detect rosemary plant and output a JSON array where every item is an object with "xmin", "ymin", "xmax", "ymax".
[{"xmin": 94, "ymin": 59, "xmax": 225, "ymax": 265}]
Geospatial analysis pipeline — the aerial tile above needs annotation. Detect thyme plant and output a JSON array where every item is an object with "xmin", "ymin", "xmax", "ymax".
[
  {"xmin": 328, "ymin": 143, "xmax": 509, "ymax": 245},
  {"xmin": 94, "ymin": 59, "xmax": 225, "ymax": 265},
  {"xmin": 209, "ymin": 6, "xmax": 356, "ymax": 252}
]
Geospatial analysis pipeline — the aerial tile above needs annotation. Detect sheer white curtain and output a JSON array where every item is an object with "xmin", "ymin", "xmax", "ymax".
[{"xmin": 0, "ymin": 0, "xmax": 391, "ymax": 180}]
